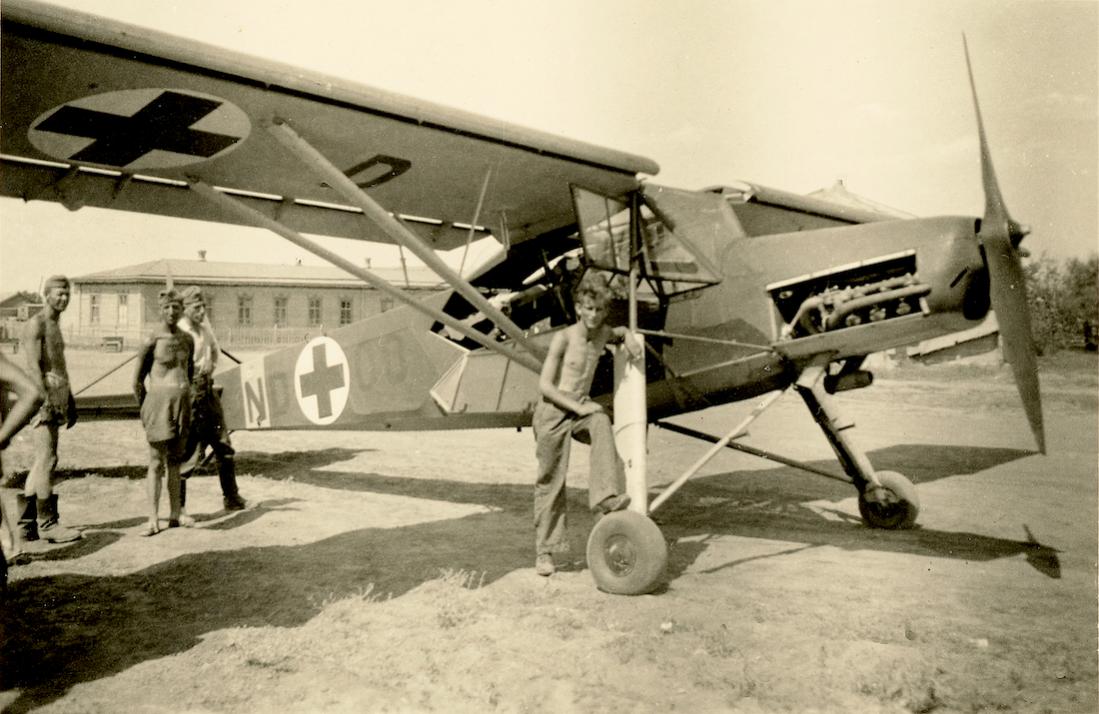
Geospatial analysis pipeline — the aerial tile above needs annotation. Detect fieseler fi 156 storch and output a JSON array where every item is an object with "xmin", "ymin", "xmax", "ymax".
[{"xmin": 1, "ymin": 0, "xmax": 1043, "ymax": 593}]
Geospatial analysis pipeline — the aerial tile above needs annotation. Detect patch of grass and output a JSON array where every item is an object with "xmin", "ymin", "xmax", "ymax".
[
  {"xmin": 434, "ymin": 568, "xmax": 487, "ymax": 590},
  {"xmin": 311, "ymin": 583, "xmax": 379, "ymax": 610}
]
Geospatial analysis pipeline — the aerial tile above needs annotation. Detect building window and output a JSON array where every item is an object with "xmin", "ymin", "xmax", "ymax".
[
  {"xmin": 339, "ymin": 298, "xmax": 353, "ymax": 326},
  {"xmin": 274, "ymin": 296, "xmax": 288, "ymax": 327},
  {"xmin": 380, "ymin": 296, "xmax": 395, "ymax": 313},
  {"xmin": 308, "ymin": 297, "xmax": 323, "ymax": 326},
  {"xmin": 89, "ymin": 294, "xmax": 100, "ymax": 324},
  {"xmin": 237, "ymin": 295, "xmax": 253, "ymax": 326},
  {"xmin": 117, "ymin": 294, "xmax": 128, "ymax": 325}
]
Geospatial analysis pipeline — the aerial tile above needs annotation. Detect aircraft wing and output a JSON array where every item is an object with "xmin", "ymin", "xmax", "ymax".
[{"xmin": 1, "ymin": 0, "xmax": 659, "ymax": 249}]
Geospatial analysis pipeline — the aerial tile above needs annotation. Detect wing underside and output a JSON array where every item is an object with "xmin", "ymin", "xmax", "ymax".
[{"xmin": 1, "ymin": 0, "xmax": 659, "ymax": 249}]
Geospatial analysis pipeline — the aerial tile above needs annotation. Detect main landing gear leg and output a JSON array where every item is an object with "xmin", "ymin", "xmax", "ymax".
[
  {"xmin": 795, "ymin": 358, "xmax": 920, "ymax": 529},
  {"xmin": 587, "ymin": 332, "xmax": 669, "ymax": 596}
]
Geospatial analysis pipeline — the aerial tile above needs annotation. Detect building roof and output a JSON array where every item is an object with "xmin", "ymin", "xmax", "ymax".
[
  {"xmin": 73, "ymin": 258, "xmax": 446, "ymax": 289},
  {"xmin": 0, "ymin": 292, "xmax": 42, "ymax": 308}
]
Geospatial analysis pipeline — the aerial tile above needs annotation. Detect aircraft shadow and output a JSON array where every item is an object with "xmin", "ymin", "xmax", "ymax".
[
  {"xmin": 0, "ymin": 442, "xmax": 1051, "ymax": 709},
  {"xmin": 654, "ymin": 443, "xmax": 1058, "ymax": 579}
]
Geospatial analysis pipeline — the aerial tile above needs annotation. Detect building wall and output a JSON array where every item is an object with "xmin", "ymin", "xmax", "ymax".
[
  {"xmin": 62, "ymin": 281, "xmax": 430, "ymax": 347},
  {"xmin": 169, "ymin": 284, "xmax": 378, "ymax": 329},
  {"xmin": 60, "ymin": 285, "xmax": 145, "ymax": 347}
]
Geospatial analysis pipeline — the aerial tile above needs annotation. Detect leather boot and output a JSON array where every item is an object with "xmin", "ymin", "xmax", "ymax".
[
  {"xmin": 16, "ymin": 494, "xmax": 38, "ymax": 542},
  {"xmin": 219, "ymin": 459, "xmax": 246, "ymax": 511},
  {"xmin": 37, "ymin": 495, "xmax": 82, "ymax": 543}
]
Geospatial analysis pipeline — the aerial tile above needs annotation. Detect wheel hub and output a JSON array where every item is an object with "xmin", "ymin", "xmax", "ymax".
[{"xmin": 603, "ymin": 534, "xmax": 637, "ymax": 577}]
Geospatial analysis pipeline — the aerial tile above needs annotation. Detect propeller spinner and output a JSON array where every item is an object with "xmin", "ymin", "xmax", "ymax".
[{"xmin": 964, "ymin": 35, "xmax": 1045, "ymax": 453}]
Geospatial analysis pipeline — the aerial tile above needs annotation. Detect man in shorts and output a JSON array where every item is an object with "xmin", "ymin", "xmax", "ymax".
[
  {"xmin": 133, "ymin": 289, "xmax": 194, "ymax": 536},
  {"xmin": 16, "ymin": 275, "xmax": 81, "ymax": 543}
]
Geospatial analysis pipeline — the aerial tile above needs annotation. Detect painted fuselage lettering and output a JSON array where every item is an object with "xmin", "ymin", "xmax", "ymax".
[
  {"xmin": 244, "ymin": 377, "xmax": 266, "ymax": 427},
  {"xmin": 239, "ymin": 358, "xmax": 271, "ymax": 429}
]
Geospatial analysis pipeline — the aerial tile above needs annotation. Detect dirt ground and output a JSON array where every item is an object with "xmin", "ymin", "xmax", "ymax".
[{"xmin": 0, "ymin": 349, "xmax": 1096, "ymax": 713}]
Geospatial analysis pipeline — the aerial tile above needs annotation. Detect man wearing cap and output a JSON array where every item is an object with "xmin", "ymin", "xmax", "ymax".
[
  {"xmin": 133, "ymin": 289, "xmax": 194, "ymax": 536},
  {"xmin": 178, "ymin": 286, "xmax": 246, "ymax": 512},
  {"xmin": 10, "ymin": 275, "xmax": 81, "ymax": 543}
]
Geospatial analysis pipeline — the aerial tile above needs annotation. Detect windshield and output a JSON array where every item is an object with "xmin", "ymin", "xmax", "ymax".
[{"xmin": 572, "ymin": 185, "xmax": 722, "ymax": 297}]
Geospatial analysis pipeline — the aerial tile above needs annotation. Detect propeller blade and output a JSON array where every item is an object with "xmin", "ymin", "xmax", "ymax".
[
  {"xmin": 964, "ymin": 35, "xmax": 1045, "ymax": 453},
  {"xmin": 985, "ymin": 235, "xmax": 1045, "ymax": 453}
]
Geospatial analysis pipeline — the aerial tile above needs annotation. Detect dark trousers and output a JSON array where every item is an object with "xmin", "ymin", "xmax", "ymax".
[{"xmin": 181, "ymin": 376, "xmax": 239, "ymax": 498}]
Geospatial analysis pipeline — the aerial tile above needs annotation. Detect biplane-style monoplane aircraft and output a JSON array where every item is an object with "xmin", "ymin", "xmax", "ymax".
[{"xmin": 1, "ymin": 0, "xmax": 1043, "ymax": 594}]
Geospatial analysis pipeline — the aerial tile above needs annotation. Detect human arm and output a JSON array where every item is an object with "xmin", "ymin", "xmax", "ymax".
[
  {"xmin": 184, "ymin": 333, "xmax": 195, "ymax": 384},
  {"xmin": 132, "ymin": 338, "xmax": 155, "ymax": 405},
  {"xmin": 611, "ymin": 326, "xmax": 642, "ymax": 360},
  {"xmin": 538, "ymin": 330, "xmax": 603, "ymax": 417},
  {"xmin": 206, "ymin": 330, "xmax": 219, "ymax": 376},
  {"xmin": 66, "ymin": 390, "xmax": 78, "ymax": 429},
  {"xmin": 20, "ymin": 317, "xmax": 46, "ymax": 392},
  {"xmin": 0, "ymin": 353, "xmax": 44, "ymax": 449}
]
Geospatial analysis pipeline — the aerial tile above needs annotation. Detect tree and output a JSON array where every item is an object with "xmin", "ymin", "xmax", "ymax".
[{"xmin": 1024, "ymin": 253, "xmax": 1098, "ymax": 353}]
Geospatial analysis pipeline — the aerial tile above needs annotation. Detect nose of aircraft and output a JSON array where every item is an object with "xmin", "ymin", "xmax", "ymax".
[{"xmin": 965, "ymin": 35, "xmax": 1044, "ymax": 454}]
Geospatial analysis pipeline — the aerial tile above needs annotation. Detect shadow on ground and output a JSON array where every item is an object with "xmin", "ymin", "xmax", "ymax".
[{"xmin": 1, "ymin": 441, "xmax": 1051, "ymax": 710}]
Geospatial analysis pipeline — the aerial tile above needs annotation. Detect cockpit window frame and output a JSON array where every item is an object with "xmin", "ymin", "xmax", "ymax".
[{"xmin": 570, "ymin": 184, "xmax": 722, "ymax": 298}]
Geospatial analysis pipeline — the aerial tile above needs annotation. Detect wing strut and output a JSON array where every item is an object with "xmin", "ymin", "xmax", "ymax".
[
  {"xmin": 459, "ymin": 167, "xmax": 493, "ymax": 276},
  {"xmin": 265, "ymin": 118, "xmax": 543, "ymax": 361},
  {"xmin": 187, "ymin": 180, "xmax": 543, "ymax": 374}
]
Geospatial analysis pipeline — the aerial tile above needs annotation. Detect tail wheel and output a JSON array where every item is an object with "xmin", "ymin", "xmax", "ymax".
[
  {"xmin": 858, "ymin": 470, "xmax": 920, "ymax": 529},
  {"xmin": 586, "ymin": 511, "xmax": 668, "ymax": 595}
]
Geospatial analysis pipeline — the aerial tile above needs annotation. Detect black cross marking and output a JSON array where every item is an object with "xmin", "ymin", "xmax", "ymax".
[
  {"xmin": 298, "ymin": 344, "xmax": 345, "ymax": 419},
  {"xmin": 34, "ymin": 91, "xmax": 241, "ymax": 167}
]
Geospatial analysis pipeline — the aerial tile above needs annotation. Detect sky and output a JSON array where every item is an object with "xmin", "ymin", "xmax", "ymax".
[{"xmin": 1, "ymin": 0, "xmax": 1096, "ymax": 293}]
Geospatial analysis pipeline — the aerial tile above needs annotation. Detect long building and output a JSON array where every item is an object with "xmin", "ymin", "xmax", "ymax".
[{"xmin": 62, "ymin": 257, "xmax": 446, "ymax": 348}]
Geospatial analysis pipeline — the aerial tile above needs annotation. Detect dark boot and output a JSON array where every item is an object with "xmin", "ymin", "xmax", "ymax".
[
  {"xmin": 16, "ymin": 494, "xmax": 38, "ymax": 542},
  {"xmin": 37, "ymin": 495, "xmax": 81, "ymax": 543},
  {"xmin": 180, "ymin": 477, "xmax": 187, "ymax": 511},
  {"xmin": 219, "ymin": 459, "xmax": 246, "ymax": 511}
]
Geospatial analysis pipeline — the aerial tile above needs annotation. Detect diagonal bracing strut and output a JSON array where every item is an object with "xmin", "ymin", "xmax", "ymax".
[
  {"xmin": 265, "ymin": 117, "xmax": 543, "ymax": 361},
  {"xmin": 187, "ymin": 180, "xmax": 542, "ymax": 374},
  {"xmin": 648, "ymin": 389, "xmax": 786, "ymax": 513}
]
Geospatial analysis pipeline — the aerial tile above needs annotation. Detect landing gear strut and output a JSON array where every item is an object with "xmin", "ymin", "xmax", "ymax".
[{"xmin": 795, "ymin": 357, "xmax": 919, "ymax": 529}]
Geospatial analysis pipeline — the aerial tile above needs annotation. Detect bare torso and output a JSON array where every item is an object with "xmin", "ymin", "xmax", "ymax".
[
  {"xmin": 24, "ymin": 312, "xmax": 68, "ymax": 385},
  {"xmin": 148, "ymin": 330, "xmax": 192, "ymax": 387},
  {"xmin": 553, "ymin": 322, "xmax": 611, "ymax": 397},
  {"xmin": 136, "ymin": 327, "xmax": 193, "ymax": 394}
]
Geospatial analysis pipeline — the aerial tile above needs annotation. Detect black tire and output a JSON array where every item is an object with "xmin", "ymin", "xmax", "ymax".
[
  {"xmin": 586, "ymin": 511, "xmax": 668, "ymax": 595},
  {"xmin": 858, "ymin": 470, "xmax": 920, "ymax": 529}
]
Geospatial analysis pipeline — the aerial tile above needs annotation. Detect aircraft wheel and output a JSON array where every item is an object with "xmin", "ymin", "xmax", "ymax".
[
  {"xmin": 586, "ymin": 511, "xmax": 668, "ymax": 595},
  {"xmin": 858, "ymin": 470, "xmax": 920, "ymax": 529}
]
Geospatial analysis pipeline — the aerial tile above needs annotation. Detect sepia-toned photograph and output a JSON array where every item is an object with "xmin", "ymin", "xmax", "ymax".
[{"xmin": 1, "ymin": 1, "xmax": 1096, "ymax": 711}]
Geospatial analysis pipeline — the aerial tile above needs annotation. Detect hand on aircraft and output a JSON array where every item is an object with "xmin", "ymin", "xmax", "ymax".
[{"xmin": 622, "ymin": 332, "xmax": 642, "ymax": 361}]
